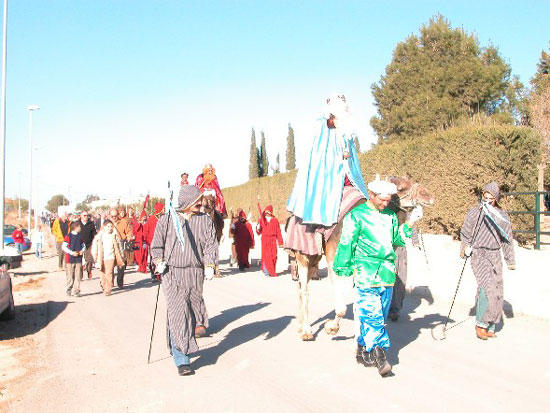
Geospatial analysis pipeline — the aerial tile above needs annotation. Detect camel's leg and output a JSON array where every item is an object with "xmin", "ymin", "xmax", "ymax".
[
  {"xmin": 296, "ymin": 257, "xmax": 314, "ymax": 341},
  {"xmin": 324, "ymin": 223, "xmax": 347, "ymax": 336}
]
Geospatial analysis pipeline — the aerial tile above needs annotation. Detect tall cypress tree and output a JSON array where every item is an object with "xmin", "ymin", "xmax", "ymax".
[
  {"xmin": 260, "ymin": 131, "xmax": 269, "ymax": 177},
  {"xmin": 286, "ymin": 123, "xmax": 296, "ymax": 170},
  {"xmin": 248, "ymin": 128, "xmax": 260, "ymax": 180},
  {"xmin": 353, "ymin": 135, "xmax": 361, "ymax": 153}
]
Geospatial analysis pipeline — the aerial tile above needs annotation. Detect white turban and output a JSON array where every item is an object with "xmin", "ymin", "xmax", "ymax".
[{"xmin": 367, "ymin": 175, "xmax": 397, "ymax": 197}]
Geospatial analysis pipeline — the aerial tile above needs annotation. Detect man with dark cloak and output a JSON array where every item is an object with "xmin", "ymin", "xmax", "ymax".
[{"xmin": 151, "ymin": 185, "xmax": 218, "ymax": 376}]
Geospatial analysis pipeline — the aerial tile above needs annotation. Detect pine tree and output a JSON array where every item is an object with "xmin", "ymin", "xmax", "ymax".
[
  {"xmin": 371, "ymin": 14, "xmax": 514, "ymax": 142},
  {"xmin": 260, "ymin": 131, "xmax": 269, "ymax": 177},
  {"xmin": 248, "ymin": 128, "xmax": 260, "ymax": 180},
  {"xmin": 286, "ymin": 123, "xmax": 296, "ymax": 170},
  {"xmin": 531, "ymin": 45, "xmax": 550, "ymax": 94}
]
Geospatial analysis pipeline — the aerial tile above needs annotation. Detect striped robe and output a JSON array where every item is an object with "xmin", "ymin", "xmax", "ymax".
[
  {"xmin": 151, "ymin": 212, "xmax": 218, "ymax": 355},
  {"xmin": 460, "ymin": 205, "xmax": 515, "ymax": 327}
]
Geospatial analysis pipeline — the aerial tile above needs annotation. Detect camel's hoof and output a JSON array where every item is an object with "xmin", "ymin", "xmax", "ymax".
[
  {"xmin": 301, "ymin": 333, "xmax": 315, "ymax": 341},
  {"xmin": 324, "ymin": 323, "xmax": 340, "ymax": 336}
]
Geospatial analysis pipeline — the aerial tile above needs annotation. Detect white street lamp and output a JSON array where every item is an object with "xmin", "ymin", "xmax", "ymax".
[
  {"xmin": 27, "ymin": 104, "xmax": 39, "ymax": 232},
  {"xmin": 0, "ymin": 0, "xmax": 8, "ymax": 249}
]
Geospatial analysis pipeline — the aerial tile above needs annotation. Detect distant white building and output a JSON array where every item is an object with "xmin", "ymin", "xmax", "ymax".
[{"xmin": 88, "ymin": 194, "xmax": 148, "ymax": 210}]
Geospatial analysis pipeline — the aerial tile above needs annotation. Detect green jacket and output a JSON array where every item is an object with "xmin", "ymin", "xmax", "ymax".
[{"xmin": 333, "ymin": 202, "xmax": 412, "ymax": 287}]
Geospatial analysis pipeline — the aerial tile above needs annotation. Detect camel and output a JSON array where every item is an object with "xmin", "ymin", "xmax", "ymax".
[
  {"xmin": 292, "ymin": 176, "xmax": 434, "ymax": 341},
  {"xmin": 201, "ymin": 194, "xmax": 225, "ymax": 243}
]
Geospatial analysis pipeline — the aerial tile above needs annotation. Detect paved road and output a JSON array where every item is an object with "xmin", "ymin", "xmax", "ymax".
[{"xmin": 4, "ymin": 256, "xmax": 550, "ymax": 412}]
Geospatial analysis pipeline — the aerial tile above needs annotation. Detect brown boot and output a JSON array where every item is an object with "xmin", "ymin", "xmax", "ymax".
[
  {"xmin": 485, "ymin": 330, "xmax": 497, "ymax": 338},
  {"xmin": 475, "ymin": 326, "xmax": 488, "ymax": 340}
]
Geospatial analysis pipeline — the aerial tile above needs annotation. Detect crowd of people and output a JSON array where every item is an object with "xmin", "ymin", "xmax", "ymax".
[{"xmin": 24, "ymin": 96, "xmax": 516, "ymax": 379}]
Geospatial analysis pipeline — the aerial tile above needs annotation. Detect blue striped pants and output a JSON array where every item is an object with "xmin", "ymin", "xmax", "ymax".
[{"xmin": 354, "ymin": 286, "xmax": 393, "ymax": 352}]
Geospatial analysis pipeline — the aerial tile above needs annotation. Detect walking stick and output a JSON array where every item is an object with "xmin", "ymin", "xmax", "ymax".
[
  {"xmin": 431, "ymin": 205, "xmax": 485, "ymax": 341},
  {"xmin": 147, "ymin": 180, "xmax": 172, "ymax": 363},
  {"xmin": 147, "ymin": 281, "xmax": 161, "ymax": 364},
  {"xmin": 419, "ymin": 229, "xmax": 429, "ymax": 265}
]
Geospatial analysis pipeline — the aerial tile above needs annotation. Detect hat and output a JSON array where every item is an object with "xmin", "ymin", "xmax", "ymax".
[
  {"xmin": 264, "ymin": 205, "xmax": 274, "ymax": 215},
  {"xmin": 238, "ymin": 210, "xmax": 247, "ymax": 219},
  {"xmin": 178, "ymin": 185, "xmax": 203, "ymax": 211},
  {"xmin": 367, "ymin": 174, "xmax": 397, "ymax": 197},
  {"xmin": 139, "ymin": 210, "xmax": 147, "ymax": 220},
  {"xmin": 153, "ymin": 203, "xmax": 164, "ymax": 215}
]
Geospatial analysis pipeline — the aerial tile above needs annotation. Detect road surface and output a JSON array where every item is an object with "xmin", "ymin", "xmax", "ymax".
[{"xmin": 1, "ymin": 253, "xmax": 549, "ymax": 412}]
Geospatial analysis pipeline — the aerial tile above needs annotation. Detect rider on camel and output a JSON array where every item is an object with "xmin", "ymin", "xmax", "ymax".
[
  {"xmin": 196, "ymin": 163, "xmax": 227, "ymax": 218},
  {"xmin": 287, "ymin": 93, "xmax": 368, "ymax": 227}
]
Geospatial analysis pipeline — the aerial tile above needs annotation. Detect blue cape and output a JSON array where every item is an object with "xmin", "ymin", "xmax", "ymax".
[{"xmin": 287, "ymin": 118, "xmax": 369, "ymax": 226}]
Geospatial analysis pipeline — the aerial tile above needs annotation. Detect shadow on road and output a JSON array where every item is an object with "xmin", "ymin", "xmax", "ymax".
[
  {"xmin": 387, "ymin": 286, "xmax": 447, "ymax": 365},
  {"xmin": 208, "ymin": 302, "xmax": 271, "ymax": 335},
  {"xmin": 192, "ymin": 315, "xmax": 294, "ymax": 370},
  {"xmin": 0, "ymin": 300, "xmax": 69, "ymax": 341}
]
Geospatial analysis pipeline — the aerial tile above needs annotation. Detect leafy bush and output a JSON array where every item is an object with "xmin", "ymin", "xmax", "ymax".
[{"xmin": 223, "ymin": 124, "xmax": 540, "ymax": 241}]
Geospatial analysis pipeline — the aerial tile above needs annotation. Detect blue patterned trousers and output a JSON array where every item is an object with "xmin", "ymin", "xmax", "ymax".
[{"xmin": 354, "ymin": 286, "xmax": 393, "ymax": 352}]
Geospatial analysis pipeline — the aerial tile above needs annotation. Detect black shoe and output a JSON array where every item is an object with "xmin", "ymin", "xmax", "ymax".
[
  {"xmin": 356, "ymin": 344, "xmax": 375, "ymax": 367},
  {"xmin": 389, "ymin": 311, "xmax": 399, "ymax": 322},
  {"xmin": 177, "ymin": 364, "xmax": 195, "ymax": 376},
  {"xmin": 373, "ymin": 346, "xmax": 392, "ymax": 376}
]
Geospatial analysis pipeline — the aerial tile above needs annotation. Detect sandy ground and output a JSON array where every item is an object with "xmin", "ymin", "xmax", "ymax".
[{"xmin": 1, "ymin": 231, "xmax": 550, "ymax": 412}]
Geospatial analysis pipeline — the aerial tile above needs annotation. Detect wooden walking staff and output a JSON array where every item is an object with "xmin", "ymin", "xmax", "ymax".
[{"xmin": 147, "ymin": 181, "xmax": 172, "ymax": 364}]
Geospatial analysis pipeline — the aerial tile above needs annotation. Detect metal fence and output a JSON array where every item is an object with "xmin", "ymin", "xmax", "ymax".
[{"xmin": 502, "ymin": 191, "xmax": 550, "ymax": 250}]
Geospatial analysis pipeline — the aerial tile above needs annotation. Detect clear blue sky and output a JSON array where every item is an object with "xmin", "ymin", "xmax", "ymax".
[{"xmin": 3, "ymin": 0, "xmax": 549, "ymax": 210}]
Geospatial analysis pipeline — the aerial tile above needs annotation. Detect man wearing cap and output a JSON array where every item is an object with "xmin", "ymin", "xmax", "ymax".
[
  {"xmin": 460, "ymin": 182, "xmax": 515, "ymax": 340},
  {"xmin": 150, "ymin": 185, "xmax": 218, "ymax": 376},
  {"xmin": 256, "ymin": 198, "xmax": 284, "ymax": 276},
  {"xmin": 333, "ymin": 176, "xmax": 423, "ymax": 377}
]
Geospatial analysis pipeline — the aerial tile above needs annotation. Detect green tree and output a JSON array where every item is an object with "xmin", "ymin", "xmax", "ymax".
[
  {"xmin": 249, "ymin": 128, "xmax": 260, "ymax": 180},
  {"xmin": 371, "ymin": 14, "xmax": 514, "ymax": 142},
  {"xmin": 353, "ymin": 135, "xmax": 361, "ymax": 153},
  {"xmin": 271, "ymin": 153, "xmax": 280, "ymax": 174},
  {"xmin": 259, "ymin": 131, "xmax": 269, "ymax": 177},
  {"xmin": 46, "ymin": 194, "xmax": 70, "ymax": 213},
  {"xmin": 286, "ymin": 123, "xmax": 296, "ymax": 170},
  {"xmin": 76, "ymin": 202, "xmax": 90, "ymax": 212},
  {"xmin": 531, "ymin": 45, "xmax": 550, "ymax": 94}
]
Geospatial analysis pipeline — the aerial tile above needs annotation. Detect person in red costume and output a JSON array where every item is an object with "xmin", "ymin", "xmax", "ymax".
[
  {"xmin": 195, "ymin": 163, "xmax": 227, "ymax": 218},
  {"xmin": 256, "ymin": 199, "xmax": 283, "ymax": 276},
  {"xmin": 133, "ymin": 211, "xmax": 148, "ymax": 273},
  {"xmin": 143, "ymin": 202, "xmax": 164, "ymax": 281},
  {"xmin": 230, "ymin": 210, "xmax": 255, "ymax": 271}
]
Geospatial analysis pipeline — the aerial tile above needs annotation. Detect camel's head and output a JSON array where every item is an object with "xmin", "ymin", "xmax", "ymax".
[{"xmin": 388, "ymin": 176, "xmax": 435, "ymax": 209}]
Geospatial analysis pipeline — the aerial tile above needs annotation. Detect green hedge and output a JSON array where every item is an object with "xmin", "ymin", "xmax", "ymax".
[{"xmin": 223, "ymin": 125, "xmax": 540, "ymax": 240}]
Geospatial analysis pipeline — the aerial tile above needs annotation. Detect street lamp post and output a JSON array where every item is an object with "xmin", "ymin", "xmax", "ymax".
[
  {"xmin": 0, "ymin": 0, "xmax": 8, "ymax": 249},
  {"xmin": 27, "ymin": 104, "xmax": 39, "ymax": 232}
]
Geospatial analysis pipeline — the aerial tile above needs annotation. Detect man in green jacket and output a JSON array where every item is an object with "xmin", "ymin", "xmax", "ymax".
[{"xmin": 333, "ymin": 176, "xmax": 423, "ymax": 376}]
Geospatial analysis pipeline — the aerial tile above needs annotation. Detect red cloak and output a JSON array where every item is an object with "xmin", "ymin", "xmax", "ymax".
[
  {"xmin": 231, "ymin": 215, "xmax": 254, "ymax": 268},
  {"xmin": 196, "ymin": 174, "xmax": 227, "ymax": 216},
  {"xmin": 256, "ymin": 204, "xmax": 283, "ymax": 276}
]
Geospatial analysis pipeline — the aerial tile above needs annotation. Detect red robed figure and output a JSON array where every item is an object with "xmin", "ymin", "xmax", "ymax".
[
  {"xmin": 195, "ymin": 164, "xmax": 227, "ymax": 217},
  {"xmin": 231, "ymin": 210, "xmax": 254, "ymax": 270},
  {"xmin": 132, "ymin": 211, "xmax": 148, "ymax": 273},
  {"xmin": 256, "ymin": 203, "xmax": 283, "ymax": 276}
]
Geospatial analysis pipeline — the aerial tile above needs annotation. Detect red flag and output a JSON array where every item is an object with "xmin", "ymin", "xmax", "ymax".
[{"xmin": 142, "ymin": 194, "xmax": 150, "ymax": 210}]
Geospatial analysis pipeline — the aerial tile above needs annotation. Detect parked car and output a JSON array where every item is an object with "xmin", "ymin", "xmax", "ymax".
[
  {"xmin": 0, "ymin": 246, "xmax": 22, "ymax": 269},
  {"xmin": 4, "ymin": 224, "xmax": 28, "ymax": 236},
  {"xmin": 0, "ymin": 259, "xmax": 15, "ymax": 320},
  {"xmin": 3, "ymin": 234, "xmax": 32, "ymax": 252}
]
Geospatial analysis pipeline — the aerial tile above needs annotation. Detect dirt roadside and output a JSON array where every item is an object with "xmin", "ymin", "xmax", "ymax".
[{"xmin": 0, "ymin": 246, "xmax": 58, "ymax": 409}]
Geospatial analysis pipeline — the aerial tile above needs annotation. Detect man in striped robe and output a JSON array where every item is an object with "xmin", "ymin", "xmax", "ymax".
[
  {"xmin": 151, "ymin": 185, "xmax": 218, "ymax": 376},
  {"xmin": 460, "ymin": 182, "xmax": 515, "ymax": 340}
]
